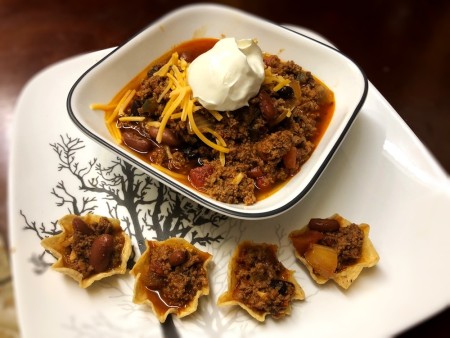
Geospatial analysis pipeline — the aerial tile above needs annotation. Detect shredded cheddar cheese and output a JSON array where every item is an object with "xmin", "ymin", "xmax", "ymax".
[
  {"xmin": 146, "ymin": 121, "xmax": 161, "ymax": 128},
  {"xmin": 218, "ymin": 140, "xmax": 226, "ymax": 166},
  {"xmin": 187, "ymin": 107, "xmax": 229, "ymax": 153},
  {"xmin": 119, "ymin": 89, "xmax": 136, "ymax": 116},
  {"xmin": 231, "ymin": 172, "xmax": 244, "ymax": 185},
  {"xmin": 202, "ymin": 127, "xmax": 227, "ymax": 148},
  {"xmin": 106, "ymin": 121, "xmax": 122, "ymax": 144},
  {"xmin": 91, "ymin": 52, "xmax": 233, "ymax": 154},
  {"xmin": 208, "ymin": 110, "xmax": 223, "ymax": 121},
  {"xmin": 90, "ymin": 103, "xmax": 116, "ymax": 111},
  {"xmin": 118, "ymin": 116, "xmax": 146, "ymax": 122},
  {"xmin": 150, "ymin": 163, "xmax": 187, "ymax": 180},
  {"xmin": 105, "ymin": 89, "xmax": 136, "ymax": 124},
  {"xmin": 154, "ymin": 52, "xmax": 229, "ymax": 154},
  {"xmin": 91, "ymin": 89, "xmax": 137, "ymax": 144},
  {"xmin": 264, "ymin": 67, "xmax": 291, "ymax": 92},
  {"xmin": 271, "ymin": 108, "xmax": 292, "ymax": 125}
]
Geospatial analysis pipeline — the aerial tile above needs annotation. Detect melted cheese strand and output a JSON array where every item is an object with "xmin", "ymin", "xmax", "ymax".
[
  {"xmin": 146, "ymin": 121, "xmax": 161, "ymax": 128},
  {"xmin": 90, "ymin": 103, "xmax": 116, "ymax": 111},
  {"xmin": 157, "ymin": 78, "xmax": 173, "ymax": 102},
  {"xmin": 104, "ymin": 89, "xmax": 136, "ymax": 143},
  {"xmin": 217, "ymin": 140, "xmax": 226, "ymax": 166},
  {"xmin": 118, "ymin": 89, "xmax": 136, "ymax": 116},
  {"xmin": 170, "ymin": 112, "xmax": 183, "ymax": 120},
  {"xmin": 150, "ymin": 163, "xmax": 186, "ymax": 180},
  {"xmin": 208, "ymin": 110, "xmax": 223, "ymax": 121},
  {"xmin": 264, "ymin": 67, "xmax": 291, "ymax": 92},
  {"xmin": 231, "ymin": 172, "xmax": 244, "ymax": 185},
  {"xmin": 156, "ymin": 87, "xmax": 186, "ymax": 143},
  {"xmin": 118, "ymin": 116, "xmax": 146, "ymax": 122},
  {"xmin": 167, "ymin": 72, "xmax": 181, "ymax": 90},
  {"xmin": 202, "ymin": 127, "xmax": 227, "ymax": 147},
  {"xmin": 106, "ymin": 89, "xmax": 131, "ymax": 124},
  {"xmin": 181, "ymin": 94, "xmax": 192, "ymax": 121},
  {"xmin": 154, "ymin": 53, "xmax": 179, "ymax": 77},
  {"xmin": 187, "ymin": 108, "xmax": 229, "ymax": 153},
  {"xmin": 107, "ymin": 122, "xmax": 122, "ymax": 144},
  {"xmin": 99, "ymin": 51, "xmax": 231, "ymax": 154},
  {"xmin": 271, "ymin": 108, "xmax": 292, "ymax": 125}
]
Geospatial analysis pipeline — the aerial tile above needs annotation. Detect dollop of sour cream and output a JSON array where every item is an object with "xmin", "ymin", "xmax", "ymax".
[{"xmin": 187, "ymin": 37, "xmax": 265, "ymax": 111}]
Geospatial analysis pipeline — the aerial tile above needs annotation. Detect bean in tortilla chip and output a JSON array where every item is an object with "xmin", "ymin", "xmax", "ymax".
[
  {"xmin": 41, "ymin": 214, "xmax": 132, "ymax": 288},
  {"xmin": 130, "ymin": 238, "xmax": 212, "ymax": 323}
]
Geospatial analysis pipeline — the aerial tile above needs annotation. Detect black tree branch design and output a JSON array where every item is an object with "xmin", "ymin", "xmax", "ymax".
[{"xmin": 22, "ymin": 134, "xmax": 228, "ymax": 270}]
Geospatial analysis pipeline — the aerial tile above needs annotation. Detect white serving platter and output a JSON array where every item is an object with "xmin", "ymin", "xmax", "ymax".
[{"xmin": 8, "ymin": 26, "xmax": 450, "ymax": 338}]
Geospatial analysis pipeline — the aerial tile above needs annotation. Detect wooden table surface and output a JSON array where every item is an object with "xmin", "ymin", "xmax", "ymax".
[{"xmin": 1, "ymin": 0, "xmax": 449, "ymax": 336}]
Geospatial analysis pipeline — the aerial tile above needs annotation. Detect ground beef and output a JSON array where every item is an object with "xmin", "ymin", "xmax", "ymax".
[
  {"xmin": 141, "ymin": 242, "xmax": 209, "ymax": 308},
  {"xmin": 255, "ymin": 130, "xmax": 294, "ymax": 161},
  {"xmin": 148, "ymin": 147, "xmax": 167, "ymax": 165},
  {"xmin": 115, "ymin": 41, "xmax": 334, "ymax": 205},
  {"xmin": 204, "ymin": 164, "xmax": 257, "ymax": 205},
  {"xmin": 319, "ymin": 224, "xmax": 364, "ymax": 271},
  {"xmin": 232, "ymin": 242, "xmax": 297, "ymax": 318},
  {"xmin": 167, "ymin": 151, "xmax": 189, "ymax": 172}
]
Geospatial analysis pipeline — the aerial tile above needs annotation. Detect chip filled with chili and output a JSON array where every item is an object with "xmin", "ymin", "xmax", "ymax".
[
  {"xmin": 130, "ymin": 238, "xmax": 212, "ymax": 323},
  {"xmin": 218, "ymin": 241, "xmax": 304, "ymax": 321},
  {"xmin": 289, "ymin": 214, "xmax": 379, "ymax": 289},
  {"xmin": 40, "ymin": 214, "xmax": 132, "ymax": 288}
]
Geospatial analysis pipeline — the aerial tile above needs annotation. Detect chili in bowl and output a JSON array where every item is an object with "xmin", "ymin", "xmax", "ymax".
[{"xmin": 67, "ymin": 4, "xmax": 368, "ymax": 219}]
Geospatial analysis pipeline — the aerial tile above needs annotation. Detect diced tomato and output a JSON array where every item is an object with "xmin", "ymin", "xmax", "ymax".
[
  {"xmin": 247, "ymin": 167, "xmax": 263, "ymax": 178},
  {"xmin": 188, "ymin": 165, "xmax": 214, "ymax": 189}
]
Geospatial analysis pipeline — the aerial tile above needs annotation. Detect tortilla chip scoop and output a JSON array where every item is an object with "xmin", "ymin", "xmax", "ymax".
[
  {"xmin": 289, "ymin": 214, "xmax": 379, "ymax": 289},
  {"xmin": 130, "ymin": 238, "xmax": 212, "ymax": 323},
  {"xmin": 217, "ymin": 241, "xmax": 304, "ymax": 322},
  {"xmin": 40, "ymin": 214, "xmax": 132, "ymax": 288}
]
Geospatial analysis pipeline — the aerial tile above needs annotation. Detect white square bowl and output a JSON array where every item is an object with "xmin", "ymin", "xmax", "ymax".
[{"xmin": 67, "ymin": 3, "xmax": 368, "ymax": 219}]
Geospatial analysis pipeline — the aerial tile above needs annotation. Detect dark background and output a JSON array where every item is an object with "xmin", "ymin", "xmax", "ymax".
[{"xmin": 1, "ymin": 0, "xmax": 449, "ymax": 336}]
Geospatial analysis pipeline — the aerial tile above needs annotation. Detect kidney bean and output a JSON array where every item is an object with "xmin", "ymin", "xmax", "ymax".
[
  {"xmin": 308, "ymin": 218, "xmax": 340, "ymax": 232},
  {"xmin": 255, "ymin": 175, "xmax": 272, "ymax": 190},
  {"xmin": 147, "ymin": 126, "xmax": 180, "ymax": 147},
  {"xmin": 122, "ymin": 129, "xmax": 153, "ymax": 153},
  {"xmin": 258, "ymin": 91, "xmax": 277, "ymax": 120},
  {"xmin": 283, "ymin": 146, "xmax": 297, "ymax": 169},
  {"xmin": 168, "ymin": 249, "xmax": 188, "ymax": 267},
  {"xmin": 89, "ymin": 234, "xmax": 115, "ymax": 273},
  {"xmin": 247, "ymin": 167, "xmax": 263, "ymax": 178},
  {"xmin": 72, "ymin": 217, "xmax": 94, "ymax": 235}
]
